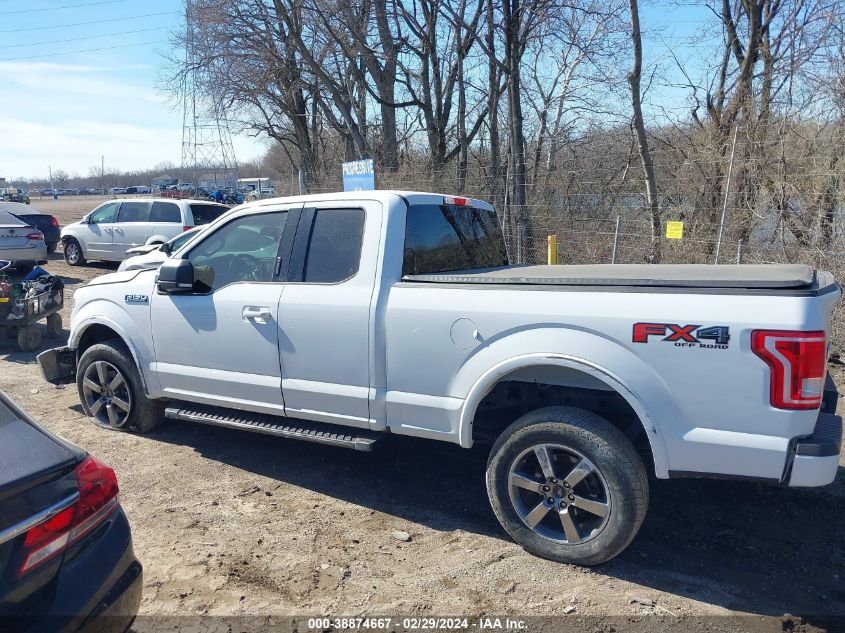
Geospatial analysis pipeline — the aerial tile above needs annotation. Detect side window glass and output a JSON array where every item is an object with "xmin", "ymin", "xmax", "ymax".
[
  {"xmin": 302, "ymin": 209, "xmax": 364, "ymax": 283},
  {"xmin": 116, "ymin": 201, "xmax": 150, "ymax": 223},
  {"xmin": 187, "ymin": 212, "xmax": 287, "ymax": 292},
  {"xmin": 149, "ymin": 201, "xmax": 181, "ymax": 223},
  {"xmin": 89, "ymin": 202, "xmax": 118, "ymax": 224}
]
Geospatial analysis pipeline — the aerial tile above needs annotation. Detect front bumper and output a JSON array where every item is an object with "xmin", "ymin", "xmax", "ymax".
[
  {"xmin": 786, "ymin": 375, "xmax": 842, "ymax": 487},
  {"xmin": 37, "ymin": 346, "xmax": 76, "ymax": 384}
]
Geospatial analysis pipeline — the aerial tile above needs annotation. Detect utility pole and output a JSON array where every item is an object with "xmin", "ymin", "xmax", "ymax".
[{"xmin": 101, "ymin": 155, "xmax": 104, "ymax": 196}]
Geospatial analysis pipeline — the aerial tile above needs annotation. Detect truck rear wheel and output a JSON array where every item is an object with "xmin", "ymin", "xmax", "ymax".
[
  {"xmin": 77, "ymin": 340, "xmax": 161, "ymax": 433},
  {"xmin": 486, "ymin": 406, "xmax": 648, "ymax": 565}
]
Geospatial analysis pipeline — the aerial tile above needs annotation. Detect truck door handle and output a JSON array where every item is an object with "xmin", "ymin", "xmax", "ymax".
[{"xmin": 242, "ymin": 306, "xmax": 272, "ymax": 323}]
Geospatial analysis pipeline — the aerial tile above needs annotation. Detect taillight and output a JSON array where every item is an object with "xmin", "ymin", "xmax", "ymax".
[
  {"xmin": 444, "ymin": 196, "xmax": 469, "ymax": 206},
  {"xmin": 18, "ymin": 456, "xmax": 119, "ymax": 576},
  {"xmin": 751, "ymin": 330, "xmax": 826, "ymax": 410},
  {"xmin": 182, "ymin": 225, "xmax": 193, "ymax": 232},
  {"xmin": 51, "ymin": 216, "xmax": 59, "ymax": 227},
  {"xmin": 26, "ymin": 232, "xmax": 43, "ymax": 241}
]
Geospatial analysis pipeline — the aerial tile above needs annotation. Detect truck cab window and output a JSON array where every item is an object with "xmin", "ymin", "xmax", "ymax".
[
  {"xmin": 403, "ymin": 204, "xmax": 508, "ymax": 275},
  {"xmin": 301, "ymin": 208, "xmax": 365, "ymax": 283},
  {"xmin": 186, "ymin": 212, "xmax": 287, "ymax": 292}
]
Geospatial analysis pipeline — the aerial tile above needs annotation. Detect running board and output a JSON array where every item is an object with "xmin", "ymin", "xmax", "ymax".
[{"xmin": 164, "ymin": 403, "xmax": 381, "ymax": 452}]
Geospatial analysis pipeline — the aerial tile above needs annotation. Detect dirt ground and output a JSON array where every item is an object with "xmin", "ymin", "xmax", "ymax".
[{"xmin": 1, "ymin": 196, "xmax": 844, "ymax": 631}]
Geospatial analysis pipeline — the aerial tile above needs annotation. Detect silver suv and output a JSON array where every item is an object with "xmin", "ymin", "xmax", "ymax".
[{"xmin": 61, "ymin": 198, "xmax": 229, "ymax": 265}]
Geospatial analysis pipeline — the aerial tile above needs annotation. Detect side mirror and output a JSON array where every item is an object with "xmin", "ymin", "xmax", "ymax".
[{"xmin": 157, "ymin": 259, "xmax": 195, "ymax": 294}]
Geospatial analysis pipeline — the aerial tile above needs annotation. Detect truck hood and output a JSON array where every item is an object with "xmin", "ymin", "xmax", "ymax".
[{"xmin": 86, "ymin": 269, "xmax": 145, "ymax": 287}]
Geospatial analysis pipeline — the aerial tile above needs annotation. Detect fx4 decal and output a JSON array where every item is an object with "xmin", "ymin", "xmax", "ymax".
[
  {"xmin": 632, "ymin": 323, "xmax": 730, "ymax": 349},
  {"xmin": 124, "ymin": 294, "xmax": 149, "ymax": 304}
]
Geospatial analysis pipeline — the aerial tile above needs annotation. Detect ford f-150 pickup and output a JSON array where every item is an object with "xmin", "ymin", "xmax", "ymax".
[{"xmin": 37, "ymin": 191, "xmax": 843, "ymax": 565}]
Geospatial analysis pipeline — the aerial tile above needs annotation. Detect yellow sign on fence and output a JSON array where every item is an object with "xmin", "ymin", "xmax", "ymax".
[{"xmin": 665, "ymin": 221, "xmax": 684, "ymax": 240}]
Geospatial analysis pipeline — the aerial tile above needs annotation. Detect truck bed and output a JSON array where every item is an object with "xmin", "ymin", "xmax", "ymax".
[{"xmin": 404, "ymin": 263, "xmax": 825, "ymax": 290}]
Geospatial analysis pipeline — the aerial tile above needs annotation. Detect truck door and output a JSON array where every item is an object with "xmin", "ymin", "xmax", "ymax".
[
  {"xmin": 277, "ymin": 203, "xmax": 378, "ymax": 429},
  {"xmin": 150, "ymin": 205, "xmax": 300, "ymax": 413}
]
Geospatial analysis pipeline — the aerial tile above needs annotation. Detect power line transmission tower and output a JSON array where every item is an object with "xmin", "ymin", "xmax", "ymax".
[{"xmin": 180, "ymin": 0, "xmax": 238, "ymax": 192}]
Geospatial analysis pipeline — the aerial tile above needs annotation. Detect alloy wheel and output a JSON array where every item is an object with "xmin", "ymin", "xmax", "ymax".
[
  {"xmin": 82, "ymin": 360, "xmax": 132, "ymax": 429},
  {"xmin": 65, "ymin": 243, "xmax": 80, "ymax": 264},
  {"xmin": 508, "ymin": 443, "xmax": 611, "ymax": 544}
]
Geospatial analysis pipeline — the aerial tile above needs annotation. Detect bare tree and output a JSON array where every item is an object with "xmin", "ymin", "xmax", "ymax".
[{"xmin": 627, "ymin": 0, "xmax": 660, "ymax": 261}]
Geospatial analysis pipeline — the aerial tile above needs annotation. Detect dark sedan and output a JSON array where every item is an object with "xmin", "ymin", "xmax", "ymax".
[
  {"xmin": 0, "ymin": 202, "xmax": 61, "ymax": 254},
  {"xmin": 0, "ymin": 392, "xmax": 142, "ymax": 632}
]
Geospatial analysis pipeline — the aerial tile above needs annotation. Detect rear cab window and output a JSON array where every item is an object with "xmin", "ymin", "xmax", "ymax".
[
  {"xmin": 189, "ymin": 204, "xmax": 228, "ymax": 226},
  {"xmin": 403, "ymin": 203, "xmax": 509, "ymax": 275}
]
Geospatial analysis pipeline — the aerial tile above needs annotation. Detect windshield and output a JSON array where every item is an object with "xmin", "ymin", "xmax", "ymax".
[{"xmin": 403, "ymin": 204, "xmax": 509, "ymax": 275}]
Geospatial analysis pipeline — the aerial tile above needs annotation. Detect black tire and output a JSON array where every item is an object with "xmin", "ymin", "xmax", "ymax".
[
  {"xmin": 63, "ymin": 239, "xmax": 85, "ymax": 266},
  {"xmin": 77, "ymin": 339, "xmax": 162, "ymax": 433},
  {"xmin": 47, "ymin": 242, "xmax": 58, "ymax": 255},
  {"xmin": 486, "ymin": 406, "xmax": 648, "ymax": 566},
  {"xmin": 17, "ymin": 326, "xmax": 42, "ymax": 352},
  {"xmin": 46, "ymin": 313, "xmax": 63, "ymax": 338}
]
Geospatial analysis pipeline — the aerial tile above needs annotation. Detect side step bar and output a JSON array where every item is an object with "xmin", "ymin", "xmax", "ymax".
[{"xmin": 164, "ymin": 403, "xmax": 382, "ymax": 452}]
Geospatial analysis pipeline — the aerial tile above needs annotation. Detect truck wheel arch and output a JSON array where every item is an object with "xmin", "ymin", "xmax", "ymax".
[
  {"xmin": 458, "ymin": 354, "xmax": 669, "ymax": 478},
  {"xmin": 73, "ymin": 319, "xmax": 152, "ymax": 397}
]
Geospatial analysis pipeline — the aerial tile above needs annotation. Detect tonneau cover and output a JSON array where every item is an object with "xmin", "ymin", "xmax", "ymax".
[{"xmin": 404, "ymin": 263, "xmax": 817, "ymax": 289}]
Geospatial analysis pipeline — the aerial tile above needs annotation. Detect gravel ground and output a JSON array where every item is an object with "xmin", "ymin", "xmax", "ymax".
[{"xmin": 1, "ymin": 196, "xmax": 843, "ymax": 632}]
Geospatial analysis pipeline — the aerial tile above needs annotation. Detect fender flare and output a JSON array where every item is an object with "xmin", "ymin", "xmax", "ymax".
[
  {"xmin": 458, "ymin": 352, "xmax": 669, "ymax": 477},
  {"xmin": 71, "ymin": 316, "xmax": 152, "ymax": 396},
  {"xmin": 144, "ymin": 235, "xmax": 168, "ymax": 246}
]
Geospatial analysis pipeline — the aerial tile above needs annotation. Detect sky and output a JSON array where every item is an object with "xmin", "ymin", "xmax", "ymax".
[{"xmin": 0, "ymin": 0, "xmax": 717, "ymax": 181}]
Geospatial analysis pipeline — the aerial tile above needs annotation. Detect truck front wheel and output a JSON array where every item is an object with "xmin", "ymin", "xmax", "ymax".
[
  {"xmin": 486, "ymin": 406, "xmax": 648, "ymax": 565},
  {"xmin": 77, "ymin": 340, "xmax": 161, "ymax": 433}
]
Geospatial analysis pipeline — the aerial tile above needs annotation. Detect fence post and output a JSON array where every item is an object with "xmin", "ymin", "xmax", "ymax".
[
  {"xmin": 715, "ymin": 125, "xmax": 739, "ymax": 264},
  {"xmin": 611, "ymin": 215, "xmax": 621, "ymax": 264},
  {"xmin": 547, "ymin": 234, "xmax": 558, "ymax": 265},
  {"xmin": 736, "ymin": 239, "xmax": 743, "ymax": 264}
]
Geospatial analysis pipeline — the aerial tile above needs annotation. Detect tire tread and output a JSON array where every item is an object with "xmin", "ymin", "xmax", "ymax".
[{"xmin": 486, "ymin": 406, "xmax": 649, "ymax": 565}]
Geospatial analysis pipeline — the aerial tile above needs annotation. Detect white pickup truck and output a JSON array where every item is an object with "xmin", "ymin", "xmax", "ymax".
[{"xmin": 38, "ymin": 191, "xmax": 843, "ymax": 565}]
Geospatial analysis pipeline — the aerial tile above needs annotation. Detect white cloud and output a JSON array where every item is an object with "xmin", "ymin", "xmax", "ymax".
[
  {"xmin": 0, "ymin": 62, "xmax": 147, "ymax": 74},
  {"xmin": 0, "ymin": 61, "xmax": 266, "ymax": 178}
]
